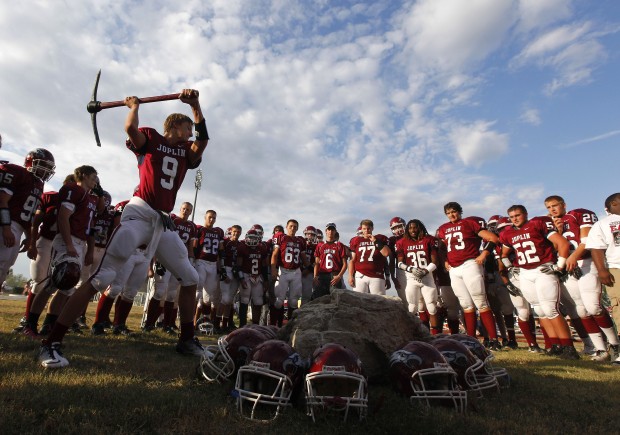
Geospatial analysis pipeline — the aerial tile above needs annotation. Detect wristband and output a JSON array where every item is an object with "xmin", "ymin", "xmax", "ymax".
[
  {"xmin": 397, "ymin": 261, "xmax": 408, "ymax": 271},
  {"xmin": 194, "ymin": 119, "xmax": 209, "ymax": 141},
  {"xmin": 501, "ymin": 257, "xmax": 512, "ymax": 268},
  {"xmin": 557, "ymin": 256, "xmax": 567, "ymax": 269},
  {"xmin": 0, "ymin": 208, "xmax": 10, "ymax": 226},
  {"xmin": 425, "ymin": 263, "xmax": 437, "ymax": 273}
]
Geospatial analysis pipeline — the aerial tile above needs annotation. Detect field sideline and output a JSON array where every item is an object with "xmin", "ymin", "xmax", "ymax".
[{"xmin": 0, "ymin": 298, "xmax": 618, "ymax": 435}]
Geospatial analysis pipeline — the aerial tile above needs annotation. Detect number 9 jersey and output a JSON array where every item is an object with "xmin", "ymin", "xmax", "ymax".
[{"xmin": 127, "ymin": 127, "xmax": 200, "ymax": 213}]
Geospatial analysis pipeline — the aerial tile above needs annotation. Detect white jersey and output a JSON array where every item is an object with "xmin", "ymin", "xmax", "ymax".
[{"xmin": 585, "ymin": 213, "xmax": 620, "ymax": 268}]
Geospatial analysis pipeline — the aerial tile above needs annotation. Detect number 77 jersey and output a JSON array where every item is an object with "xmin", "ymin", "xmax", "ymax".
[{"xmin": 499, "ymin": 216, "xmax": 557, "ymax": 269}]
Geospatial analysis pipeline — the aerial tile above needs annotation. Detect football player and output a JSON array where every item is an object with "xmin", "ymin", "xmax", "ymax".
[
  {"xmin": 436, "ymin": 202, "xmax": 501, "ymax": 349},
  {"xmin": 0, "ymin": 149, "xmax": 54, "ymax": 289},
  {"xmin": 585, "ymin": 192, "xmax": 620, "ymax": 364},
  {"xmin": 143, "ymin": 201, "xmax": 197, "ymax": 334},
  {"xmin": 348, "ymin": 219, "xmax": 391, "ymax": 295},
  {"xmin": 395, "ymin": 219, "xmax": 441, "ymax": 334},
  {"xmin": 271, "ymin": 219, "xmax": 308, "ymax": 326},
  {"xmin": 193, "ymin": 210, "xmax": 225, "ymax": 330},
  {"xmin": 301, "ymin": 225, "xmax": 317, "ymax": 305},
  {"xmin": 388, "ymin": 217, "xmax": 407, "ymax": 305},
  {"xmin": 24, "ymin": 165, "xmax": 100, "ymax": 338},
  {"xmin": 313, "ymin": 222, "xmax": 348, "ymax": 299},
  {"xmin": 39, "ymin": 89, "xmax": 209, "ymax": 368},
  {"xmin": 219, "ymin": 224, "xmax": 244, "ymax": 330},
  {"xmin": 545, "ymin": 195, "xmax": 619, "ymax": 361},
  {"xmin": 237, "ymin": 229, "xmax": 269, "ymax": 325},
  {"xmin": 500, "ymin": 205, "xmax": 579, "ymax": 359}
]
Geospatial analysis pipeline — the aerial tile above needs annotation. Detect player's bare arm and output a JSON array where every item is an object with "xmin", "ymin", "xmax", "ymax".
[{"xmin": 124, "ymin": 96, "xmax": 146, "ymax": 150}]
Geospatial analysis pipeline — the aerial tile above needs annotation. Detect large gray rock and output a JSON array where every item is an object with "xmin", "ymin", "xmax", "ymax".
[{"xmin": 278, "ymin": 289, "xmax": 430, "ymax": 382}]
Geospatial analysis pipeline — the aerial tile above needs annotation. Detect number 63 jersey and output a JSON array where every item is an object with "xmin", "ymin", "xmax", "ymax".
[
  {"xmin": 499, "ymin": 216, "xmax": 557, "ymax": 269},
  {"xmin": 127, "ymin": 127, "xmax": 200, "ymax": 213},
  {"xmin": 0, "ymin": 163, "xmax": 43, "ymax": 232}
]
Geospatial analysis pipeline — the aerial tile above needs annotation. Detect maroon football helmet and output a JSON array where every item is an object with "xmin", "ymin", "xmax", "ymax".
[
  {"xmin": 389, "ymin": 341, "xmax": 466, "ymax": 412},
  {"xmin": 51, "ymin": 257, "xmax": 81, "ymax": 291},
  {"xmin": 315, "ymin": 228, "xmax": 323, "ymax": 243},
  {"xmin": 250, "ymin": 224, "xmax": 264, "ymax": 239},
  {"xmin": 242, "ymin": 324, "xmax": 278, "ymax": 340},
  {"xmin": 390, "ymin": 217, "xmax": 406, "ymax": 237},
  {"xmin": 487, "ymin": 215, "xmax": 502, "ymax": 233},
  {"xmin": 431, "ymin": 338, "xmax": 498, "ymax": 396},
  {"xmin": 245, "ymin": 229, "xmax": 261, "ymax": 247},
  {"xmin": 24, "ymin": 148, "xmax": 55, "ymax": 182},
  {"xmin": 448, "ymin": 334, "xmax": 509, "ymax": 387},
  {"xmin": 305, "ymin": 343, "xmax": 368, "ymax": 422},
  {"xmin": 303, "ymin": 226, "xmax": 317, "ymax": 244},
  {"xmin": 236, "ymin": 339, "xmax": 306, "ymax": 420},
  {"xmin": 497, "ymin": 216, "xmax": 512, "ymax": 231},
  {"xmin": 200, "ymin": 328, "xmax": 267, "ymax": 383}
]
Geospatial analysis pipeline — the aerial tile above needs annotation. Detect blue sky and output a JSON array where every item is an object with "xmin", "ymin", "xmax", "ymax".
[{"xmin": 1, "ymin": 0, "xmax": 619, "ymax": 279}]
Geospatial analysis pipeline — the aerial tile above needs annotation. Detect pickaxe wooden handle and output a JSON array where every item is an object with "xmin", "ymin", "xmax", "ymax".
[{"xmin": 86, "ymin": 69, "xmax": 182, "ymax": 147}]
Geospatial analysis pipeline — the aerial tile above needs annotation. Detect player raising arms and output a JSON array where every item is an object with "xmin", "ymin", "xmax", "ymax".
[{"xmin": 39, "ymin": 89, "xmax": 209, "ymax": 368}]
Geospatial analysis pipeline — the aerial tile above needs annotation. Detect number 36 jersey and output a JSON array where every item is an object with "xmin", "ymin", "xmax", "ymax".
[
  {"xmin": 499, "ymin": 217, "xmax": 557, "ymax": 269},
  {"xmin": 127, "ymin": 127, "xmax": 200, "ymax": 213}
]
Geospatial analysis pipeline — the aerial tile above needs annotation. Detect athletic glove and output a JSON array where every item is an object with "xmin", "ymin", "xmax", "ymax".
[
  {"xmin": 154, "ymin": 262, "xmax": 166, "ymax": 276},
  {"xmin": 92, "ymin": 182, "xmax": 105, "ymax": 197},
  {"xmin": 507, "ymin": 266, "xmax": 520, "ymax": 281},
  {"xmin": 219, "ymin": 267, "xmax": 228, "ymax": 281},
  {"xmin": 505, "ymin": 281, "xmax": 523, "ymax": 297},
  {"xmin": 569, "ymin": 266, "xmax": 583, "ymax": 280}
]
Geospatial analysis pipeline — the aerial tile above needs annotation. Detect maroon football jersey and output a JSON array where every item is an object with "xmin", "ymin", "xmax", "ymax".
[
  {"xmin": 349, "ymin": 234, "xmax": 389, "ymax": 279},
  {"xmin": 388, "ymin": 234, "xmax": 403, "ymax": 253},
  {"xmin": 0, "ymin": 163, "xmax": 44, "ymax": 232},
  {"xmin": 221, "ymin": 238, "xmax": 241, "ymax": 267},
  {"xmin": 304, "ymin": 241, "xmax": 317, "ymax": 267},
  {"xmin": 38, "ymin": 191, "xmax": 59, "ymax": 241},
  {"xmin": 114, "ymin": 200, "xmax": 130, "ymax": 217},
  {"xmin": 58, "ymin": 183, "xmax": 98, "ymax": 241},
  {"xmin": 93, "ymin": 208, "xmax": 115, "ymax": 248},
  {"xmin": 499, "ymin": 217, "xmax": 557, "ymax": 269},
  {"xmin": 559, "ymin": 209, "xmax": 598, "ymax": 257},
  {"xmin": 127, "ymin": 127, "xmax": 199, "ymax": 213},
  {"xmin": 395, "ymin": 235, "xmax": 437, "ymax": 268},
  {"xmin": 196, "ymin": 226, "xmax": 225, "ymax": 261},
  {"xmin": 315, "ymin": 240, "xmax": 348, "ymax": 274},
  {"xmin": 274, "ymin": 233, "xmax": 306, "ymax": 270},
  {"xmin": 436, "ymin": 218, "xmax": 484, "ymax": 267},
  {"xmin": 239, "ymin": 241, "xmax": 269, "ymax": 276},
  {"xmin": 171, "ymin": 214, "xmax": 197, "ymax": 246}
]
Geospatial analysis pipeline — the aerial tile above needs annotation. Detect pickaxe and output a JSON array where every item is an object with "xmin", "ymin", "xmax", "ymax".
[{"xmin": 86, "ymin": 69, "xmax": 182, "ymax": 147}]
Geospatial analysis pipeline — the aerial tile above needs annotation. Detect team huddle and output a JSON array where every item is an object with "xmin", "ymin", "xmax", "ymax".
[{"xmin": 2, "ymin": 90, "xmax": 619, "ymax": 419}]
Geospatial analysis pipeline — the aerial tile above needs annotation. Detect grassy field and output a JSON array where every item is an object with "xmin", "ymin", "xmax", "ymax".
[{"xmin": 1, "ymin": 297, "xmax": 619, "ymax": 435}]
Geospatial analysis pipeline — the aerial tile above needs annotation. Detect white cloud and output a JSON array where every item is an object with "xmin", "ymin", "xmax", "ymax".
[
  {"xmin": 520, "ymin": 108, "xmax": 541, "ymax": 126},
  {"xmin": 449, "ymin": 121, "xmax": 509, "ymax": 167}
]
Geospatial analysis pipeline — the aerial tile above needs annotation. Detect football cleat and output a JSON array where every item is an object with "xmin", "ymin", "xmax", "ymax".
[
  {"xmin": 91, "ymin": 323, "xmax": 106, "ymax": 335},
  {"xmin": 39, "ymin": 342, "xmax": 69, "ymax": 369},
  {"xmin": 176, "ymin": 337, "xmax": 206, "ymax": 356},
  {"xmin": 591, "ymin": 350, "xmax": 610, "ymax": 362},
  {"xmin": 559, "ymin": 346, "xmax": 580, "ymax": 360},
  {"xmin": 528, "ymin": 344, "xmax": 545, "ymax": 354}
]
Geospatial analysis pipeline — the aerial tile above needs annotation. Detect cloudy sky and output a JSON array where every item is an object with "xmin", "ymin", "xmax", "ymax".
[{"xmin": 1, "ymin": 0, "xmax": 619, "ymax": 279}]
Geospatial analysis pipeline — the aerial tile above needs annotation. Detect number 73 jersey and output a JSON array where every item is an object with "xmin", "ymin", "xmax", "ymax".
[
  {"xmin": 499, "ymin": 217, "xmax": 556, "ymax": 269},
  {"xmin": 127, "ymin": 127, "xmax": 198, "ymax": 213}
]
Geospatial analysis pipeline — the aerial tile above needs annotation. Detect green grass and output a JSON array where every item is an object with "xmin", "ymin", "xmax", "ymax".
[{"xmin": 1, "ymin": 298, "xmax": 619, "ymax": 435}]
